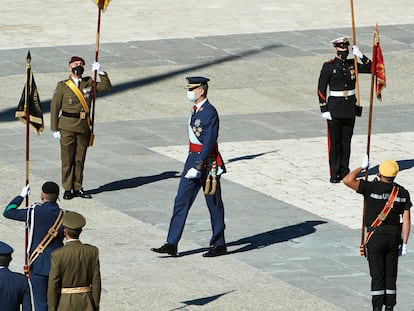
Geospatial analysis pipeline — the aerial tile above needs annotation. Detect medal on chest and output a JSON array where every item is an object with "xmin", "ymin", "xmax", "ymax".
[
  {"xmin": 350, "ymin": 68, "xmax": 356, "ymax": 80},
  {"xmin": 82, "ymin": 87, "xmax": 92, "ymax": 99},
  {"xmin": 192, "ymin": 119, "xmax": 202, "ymax": 137}
]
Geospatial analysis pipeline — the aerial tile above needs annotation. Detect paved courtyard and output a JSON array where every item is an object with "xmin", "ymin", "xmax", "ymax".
[{"xmin": 0, "ymin": 1, "xmax": 414, "ymax": 310}]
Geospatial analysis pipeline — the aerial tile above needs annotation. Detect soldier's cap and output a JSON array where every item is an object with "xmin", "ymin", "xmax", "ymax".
[
  {"xmin": 379, "ymin": 160, "xmax": 399, "ymax": 178},
  {"xmin": 0, "ymin": 241, "xmax": 13, "ymax": 256},
  {"xmin": 185, "ymin": 76, "xmax": 209, "ymax": 89},
  {"xmin": 63, "ymin": 211, "xmax": 86, "ymax": 230},
  {"xmin": 69, "ymin": 56, "xmax": 85, "ymax": 65},
  {"xmin": 331, "ymin": 37, "xmax": 350, "ymax": 48},
  {"xmin": 42, "ymin": 181, "xmax": 60, "ymax": 195}
]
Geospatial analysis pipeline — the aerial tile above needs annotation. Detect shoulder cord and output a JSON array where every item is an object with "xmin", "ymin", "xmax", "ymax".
[
  {"xmin": 28, "ymin": 210, "xmax": 64, "ymax": 266},
  {"xmin": 364, "ymin": 185, "xmax": 399, "ymax": 245}
]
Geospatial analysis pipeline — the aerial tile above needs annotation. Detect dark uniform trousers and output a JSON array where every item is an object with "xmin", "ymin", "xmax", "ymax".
[
  {"xmin": 367, "ymin": 231, "xmax": 400, "ymax": 308},
  {"xmin": 60, "ymin": 128, "xmax": 90, "ymax": 192},
  {"xmin": 167, "ymin": 153, "xmax": 226, "ymax": 247},
  {"xmin": 327, "ymin": 117, "xmax": 355, "ymax": 178}
]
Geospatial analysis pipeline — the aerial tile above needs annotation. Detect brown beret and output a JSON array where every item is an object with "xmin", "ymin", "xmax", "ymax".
[{"xmin": 69, "ymin": 56, "xmax": 85, "ymax": 65}]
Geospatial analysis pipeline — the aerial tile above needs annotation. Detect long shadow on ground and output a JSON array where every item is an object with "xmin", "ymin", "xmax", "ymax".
[{"xmin": 178, "ymin": 220, "xmax": 327, "ymax": 256}]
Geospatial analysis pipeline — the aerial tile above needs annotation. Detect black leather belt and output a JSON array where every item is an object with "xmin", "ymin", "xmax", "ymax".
[
  {"xmin": 62, "ymin": 111, "xmax": 81, "ymax": 118},
  {"xmin": 367, "ymin": 225, "xmax": 401, "ymax": 233},
  {"xmin": 62, "ymin": 111, "xmax": 88, "ymax": 119}
]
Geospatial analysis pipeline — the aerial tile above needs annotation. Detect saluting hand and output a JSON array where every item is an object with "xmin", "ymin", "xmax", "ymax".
[
  {"xmin": 361, "ymin": 154, "xmax": 369, "ymax": 170},
  {"xmin": 352, "ymin": 45, "xmax": 363, "ymax": 59},
  {"xmin": 20, "ymin": 184, "xmax": 30, "ymax": 198}
]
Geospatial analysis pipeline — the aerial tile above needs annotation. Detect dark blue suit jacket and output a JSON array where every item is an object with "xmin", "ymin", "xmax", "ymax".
[
  {"xmin": 0, "ymin": 267, "xmax": 32, "ymax": 310},
  {"xmin": 3, "ymin": 196, "xmax": 64, "ymax": 276},
  {"xmin": 190, "ymin": 99, "xmax": 222, "ymax": 170}
]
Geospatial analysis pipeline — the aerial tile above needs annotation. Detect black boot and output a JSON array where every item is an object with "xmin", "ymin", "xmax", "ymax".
[{"xmin": 385, "ymin": 306, "xmax": 393, "ymax": 311}]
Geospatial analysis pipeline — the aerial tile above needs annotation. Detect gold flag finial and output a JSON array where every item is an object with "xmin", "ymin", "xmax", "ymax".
[{"xmin": 93, "ymin": 0, "xmax": 111, "ymax": 12}]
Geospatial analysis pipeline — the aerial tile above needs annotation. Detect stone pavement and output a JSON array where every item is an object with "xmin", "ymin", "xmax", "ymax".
[{"xmin": 1, "ymin": 1, "xmax": 414, "ymax": 310}]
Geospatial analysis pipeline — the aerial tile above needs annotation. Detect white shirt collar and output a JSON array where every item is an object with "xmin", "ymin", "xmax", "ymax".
[
  {"xmin": 194, "ymin": 98, "xmax": 207, "ymax": 112},
  {"xmin": 72, "ymin": 77, "xmax": 81, "ymax": 85}
]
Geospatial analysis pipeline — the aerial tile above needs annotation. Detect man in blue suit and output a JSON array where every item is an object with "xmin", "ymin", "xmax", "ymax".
[
  {"xmin": 3, "ymin": 182, "xmax": 64, "ymax": 311},
  {"xmin": 152, "ymin": 76, "xmax": 227, "ymax": 257},
  {"xmin": 0, "ymin": 241, "xmax": 32, "ymax": 310}
]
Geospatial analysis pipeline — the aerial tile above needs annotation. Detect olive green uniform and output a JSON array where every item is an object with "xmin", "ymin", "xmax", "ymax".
[
  {"xmin": 48, "ymin": 240, "xmax": 101, "ymax": 311},
  {"xmin": 50, "ymin": 73, "xmax": 111, "ymax": 192}
]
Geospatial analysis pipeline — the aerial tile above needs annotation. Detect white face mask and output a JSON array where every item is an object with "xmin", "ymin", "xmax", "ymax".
[{"xmin": 187, "ymin": 90, "xmax": 197, "ymax": 102}]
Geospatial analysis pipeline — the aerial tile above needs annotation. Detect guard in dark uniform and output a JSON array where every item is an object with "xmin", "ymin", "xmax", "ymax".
[
  {"xmin": 318, "ymin": 37, "xmax": 372, "ymax": 183},
  {"xmin": 3, "ymin": 182, "xmax": 64, "ymax": 311},
  {"xmin": 0, "ymin": 241, "xmax": 32, "ymax": 311},
  {"xmin": 344, "ymin": 158, "xmax": 412, "ymax": 311},
  {"xmin": 152, "ymin": 76, "xmax": 227, "ymax": 257},
  {"xmin": 50, "ymin": 56, "xmax": 112, "ymax": 200}
]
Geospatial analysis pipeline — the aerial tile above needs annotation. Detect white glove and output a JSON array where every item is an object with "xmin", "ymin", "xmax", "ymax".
[
  {"xmin": 53, "ymin": 131, "xmax": 61, "ymax": 140},
  {"xmin": 92, "ymin": 62, "xmax": 104, "ymax": 75},
  {"xmin": 20, "ymin": 185, "xmax": 30, "ymax": 198},
  {"xmin": 352, "ymin": 45, "xmax": 363, "ymax": 59},
  {"xmin": 400, "ymin": 244, "xmax": 408, "ymax": 256},
  {"xmin": 184, "ymin": 168, "xmax": 201, "ymax": 179},
  {"xmin": 322, "ymin": 111, "xmax": 332, "ymax": 120},
  {"xmin": 361, "ymin": 154, "xmax": 369, "ymax": 170}
]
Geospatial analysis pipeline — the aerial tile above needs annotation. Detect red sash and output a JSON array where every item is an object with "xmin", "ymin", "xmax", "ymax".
[{"xmin": 189, "ymin": 142, "xmax": 224, "ymax": 168}]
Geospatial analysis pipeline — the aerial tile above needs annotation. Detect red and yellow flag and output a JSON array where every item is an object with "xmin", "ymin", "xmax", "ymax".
[
  {"xmin": 94, "ymin": 0, "xmax": 111, "ymax": 12},
  {"xmin": 371, "ymin": 25, "xmax": 386, "ymax": 102}
]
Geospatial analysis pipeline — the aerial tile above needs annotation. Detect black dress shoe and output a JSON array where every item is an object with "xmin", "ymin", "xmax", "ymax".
[
  {"xmin": 151, "ymin": 243, "xmax": 177, "ymax": 256},
  {"xmin": 202, "ymin": 245, "xmax": 227, "ymax": 257},
  {"xmin": 330, "ymin": 176, "xmax": 340, "ymax": 184},
  {"xmin": 63, "ymin": 190, "xmax": 73, "ymax": 200},
  {"xmin": 74, "ymin": 188, "xmax": 92, "ymax": 199}
]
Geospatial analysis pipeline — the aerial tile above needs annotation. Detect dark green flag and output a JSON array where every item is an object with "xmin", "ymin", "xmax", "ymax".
[{"xmin": 15, "ymin": 51, "xmax": 44, "ymax": 134}]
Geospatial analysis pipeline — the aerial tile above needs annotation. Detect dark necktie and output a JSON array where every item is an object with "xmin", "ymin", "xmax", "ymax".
[
  {"xmin": 77, "ymin": 80, "xmax": 81, "ymax": 88},
  {"xmin": 193, "ymin": 105, "xmax": 197, "ymax": 114}
]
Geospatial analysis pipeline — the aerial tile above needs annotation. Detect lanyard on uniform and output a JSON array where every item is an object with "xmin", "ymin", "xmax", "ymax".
[{"xmin": 365, "ymin": 185, "xmax": 399, "ymax": 245}]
